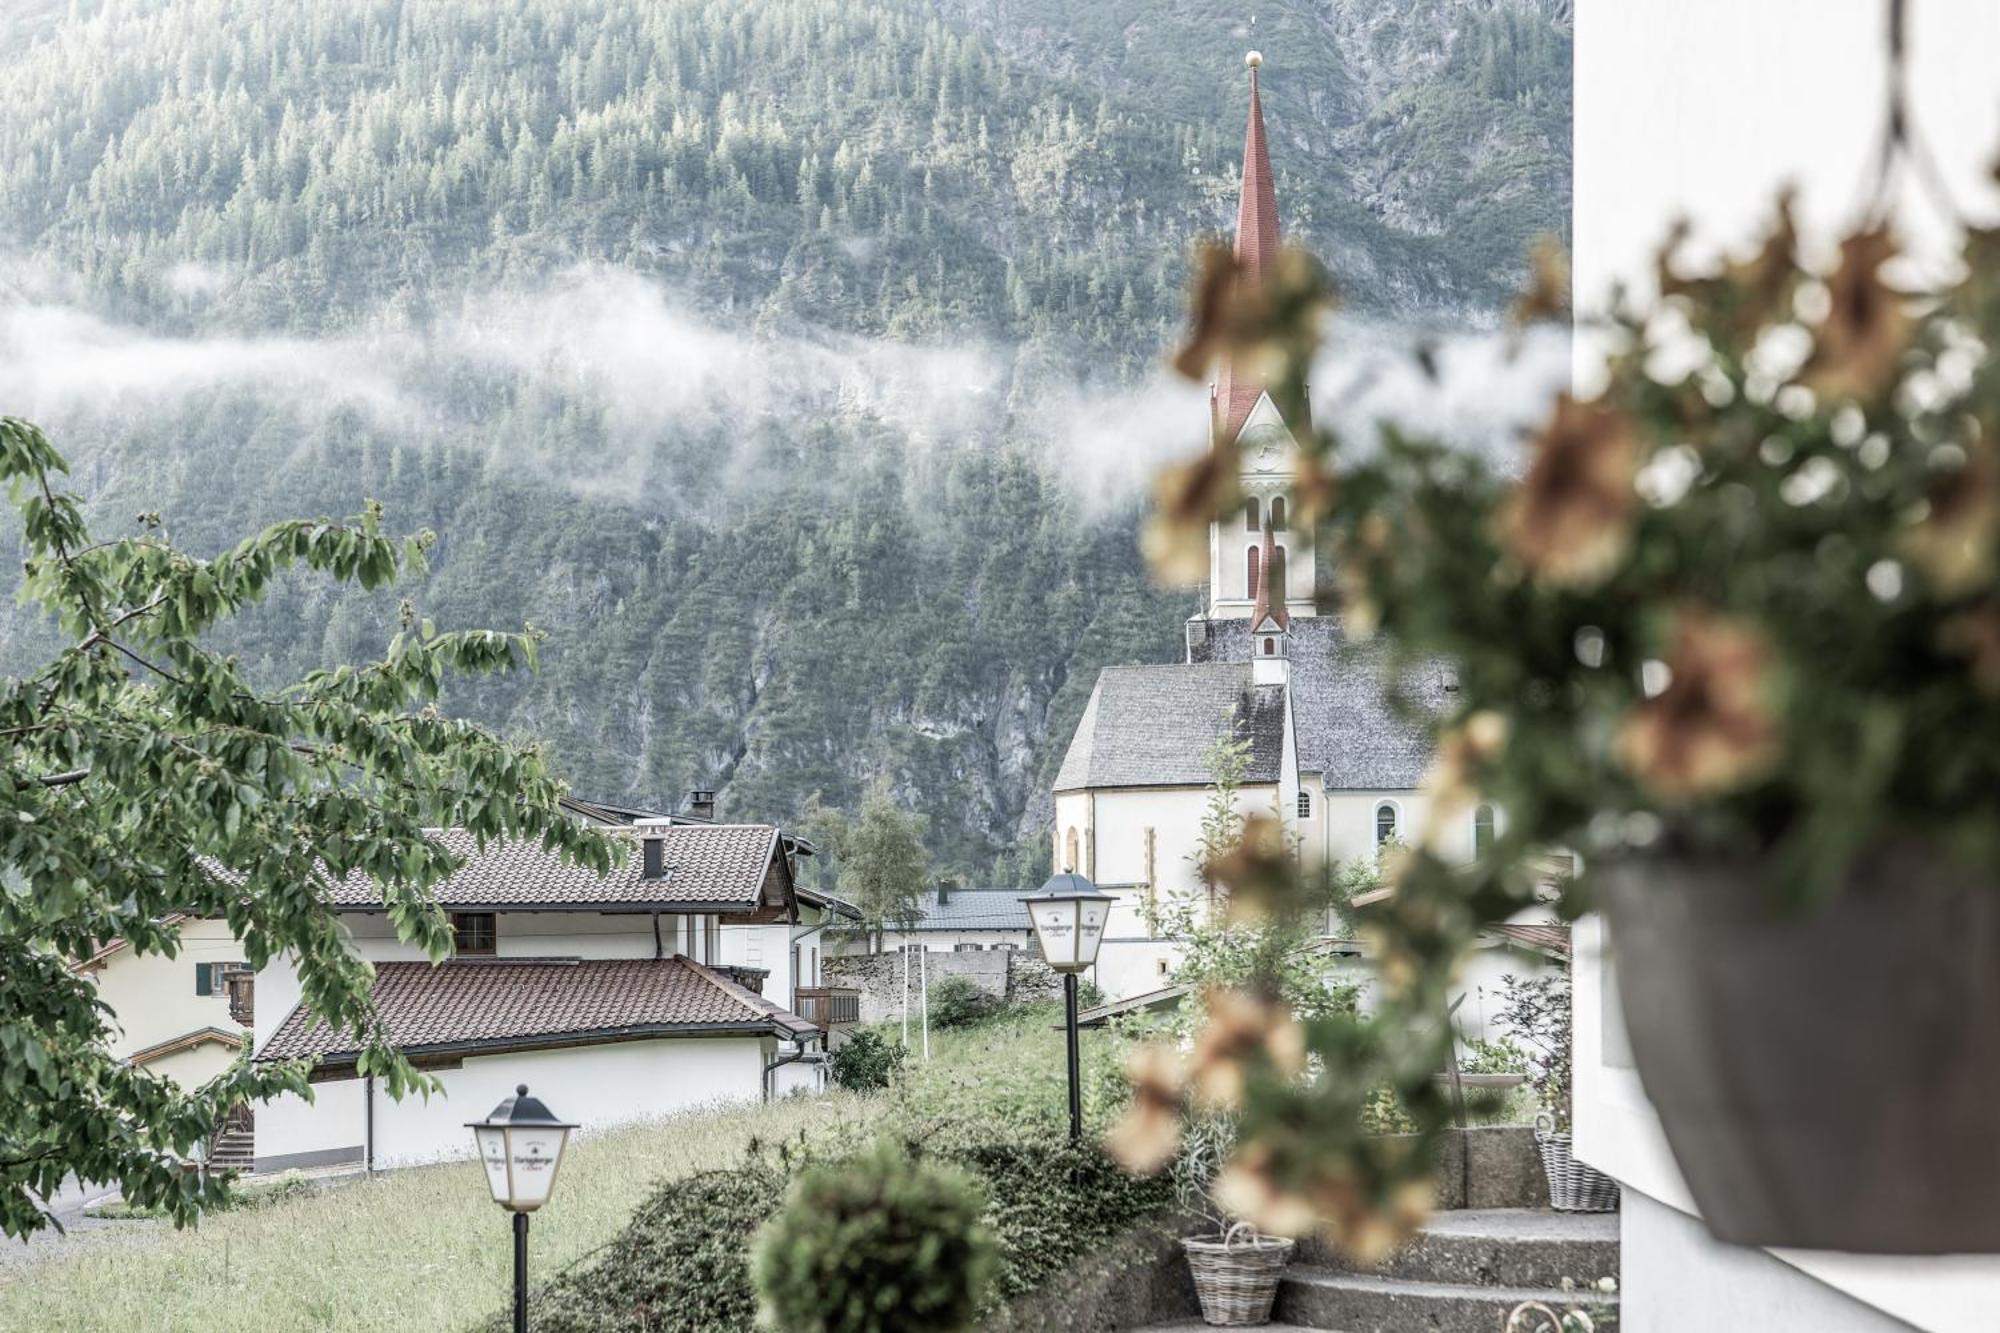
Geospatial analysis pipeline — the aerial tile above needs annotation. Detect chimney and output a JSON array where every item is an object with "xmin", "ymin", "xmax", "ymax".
[
  {"xmin": 685, "ymin": 789, "xmax": 717, "ymax": 821},
  {"xmin": 635, "ymin": 817, "xmax": 672, "ymax": 880},
  {"xmin": 936, "ymin": 877, "xmax": 957, "ymax": 906}
]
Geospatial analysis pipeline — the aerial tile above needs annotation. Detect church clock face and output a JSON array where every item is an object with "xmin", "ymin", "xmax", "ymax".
[{"xmin": 1241, "ymin": 422, "xmax": 1286, "ymax": 472}]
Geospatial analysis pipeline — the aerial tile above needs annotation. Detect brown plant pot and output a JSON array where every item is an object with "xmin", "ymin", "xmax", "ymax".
[{"xmin": 1601, "ymin": 846, "xmax": 2000, "ymax": 1252}]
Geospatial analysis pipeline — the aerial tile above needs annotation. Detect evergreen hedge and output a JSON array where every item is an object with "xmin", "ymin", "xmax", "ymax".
[{"xmin": 471, "ymin": 1118, "xmax": 1175, "ymax": 1332}]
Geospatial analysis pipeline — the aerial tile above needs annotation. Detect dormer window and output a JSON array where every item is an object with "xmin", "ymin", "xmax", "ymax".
[
  {"xmin": 1263, "ymin": 638, "xmax": 1275, "ymax": 655},
  {"xmin": 451, "ymin": 912, "xmax": 497, "ymax": 957}
]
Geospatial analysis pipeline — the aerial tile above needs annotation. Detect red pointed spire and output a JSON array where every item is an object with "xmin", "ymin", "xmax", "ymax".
[
  {"xmin": 1214, "ymin": 51, "xmax": 1282, "ymax": 444},
  {"xmin": 1234, "ymin": 53, "xmax": 1280, "ymax": 282},
  {"xmin": 1250, "ymin": 523, "xmax": 1290, "ymax": 631}
]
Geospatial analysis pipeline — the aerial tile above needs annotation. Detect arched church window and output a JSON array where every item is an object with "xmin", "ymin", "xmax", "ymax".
[
  {"xmin": 1243, "ymin": 498, "xmax": 1261, "ymax": 532},
  {"xmin": 1271, "ymin": 496, "xmax": 1288, "ymax": 531},
  {"xmin": 1064, "ymin": 828, "xmax": 1079, "ymax": 873},
  {"xmin": 1297, "ymin": 790, "xmax": 1312, "ymax": 818},
  {"xmin": 1474, "ymin": 804, "xmax": 1497, "ymax": 857},
  {"xmin": 1268, "ymin": 543, "xmax": 1288, "ymax": 601},
  {"xmin": 1246, "ymin": 545, "xmax": 1261, "ymax": 601},
  {"xmin": 1375, "ymin": 801, "xmax": 1401, "ymax": 846}
]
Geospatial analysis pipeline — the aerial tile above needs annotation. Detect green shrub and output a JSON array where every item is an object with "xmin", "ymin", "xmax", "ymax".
[
  {"xmin": 926, "ymin": 975, "xmax": 1002, "ymax": 1029},
  {"xmin": 472, "ymin": 1163, "xmax": 788, "ymax": 1333},
  {"xmin": 752, "ymin": 1143, "xmax": 997, "ymax": 1333},
  {"xmin": 829, "ymin": 1026, "xmax": 906, "ymax": 1091},
  {"xmin": 911, "ymin": 1122, "xmax": 1178, "ymax": 1302},
  {"xmin": 1459, "ymin": 1037, "xmax": 1531, "ymax": 1075}
]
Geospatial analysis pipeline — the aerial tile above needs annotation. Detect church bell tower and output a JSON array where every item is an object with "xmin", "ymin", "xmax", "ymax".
[{"xmin": 1206, "ymin": 51, "xmax": 1315, "ymax": 626}]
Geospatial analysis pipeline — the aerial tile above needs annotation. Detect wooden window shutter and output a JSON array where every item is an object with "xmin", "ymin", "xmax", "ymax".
[{"xmin": 195, "ymin": 962, "xmax": 213, "ymax": 995}]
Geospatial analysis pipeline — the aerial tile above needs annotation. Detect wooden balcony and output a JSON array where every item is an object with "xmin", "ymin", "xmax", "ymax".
[{"xmin": 793, "ymin": 986, "xmax": 860, "ymax": 1029}]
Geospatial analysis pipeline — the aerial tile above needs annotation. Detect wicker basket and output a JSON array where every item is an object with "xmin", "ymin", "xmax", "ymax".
[
  {"xmin": 1536, "ymin": 1114, "xmax": 1620, "ymax": 1212},
  {"xmin": 1182, "ymin": 1222, "xmax": 1295, "ymax": 1326}
]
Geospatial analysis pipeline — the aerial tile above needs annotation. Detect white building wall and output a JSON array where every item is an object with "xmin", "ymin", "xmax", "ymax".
[
  {"xmin": 257, "ymin": 1037, "xmax": 769, "ymax": 1172},
  {"xmin": 1574, "ymin": 9, "xmax": 2000, "ymax": 1327},
  {"xmin": 88, "ymin": 917, "xmax": 246, "ymax": 1070}
]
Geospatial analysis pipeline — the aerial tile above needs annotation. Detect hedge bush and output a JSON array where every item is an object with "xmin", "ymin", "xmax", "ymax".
[
  {"xmin": 926, "ymin": 976, "xmax": 1002, "ymax": 1030},
  {"xmin": 829, "ymin": 1026, "xmax": 906, "ymax": 1091},
  {"xmin": 470, "ymin": 1162, "xmax": 788, "ymax": 1333},
  {"xmin": 469, "ymin": 1118, "xmax": 1176, "ymax": 1331},
  {"xmin": 752, "ymin": 1143, "xmax": 997, "ymax": 1333}
]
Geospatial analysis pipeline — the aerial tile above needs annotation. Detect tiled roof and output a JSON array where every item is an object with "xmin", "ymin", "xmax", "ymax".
[
  {"xmin": 1213, "ymin": 617, "xmax": 1448, "ymax": 790},
  {"xmin": 326, "ymin": 825, "xmax": 785, "ymax": 910},
  {"xmin": 257, "ymin": 957, "xmax": 815, "ymax": 1065},
  {"xmin": 1485, "ymin": 923, "xmax": 1571, "ymax": 960},
  {"xmin": 904, "ymin": 888, "xmax": 1037, "ymax": 932},
  {"xmin": 1053, "ymin": 663, "xmax": 1286, "ymax": 791}
]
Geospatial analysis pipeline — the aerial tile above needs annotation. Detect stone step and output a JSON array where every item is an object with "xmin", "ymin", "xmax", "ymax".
[
  {"xmin": 1295, "ymin": 1207, "xmax": 1619, "ymax": 1290},
  {"xmin": 1277, "ymin": 1266, "xmax": 1617, "ymax": 1333}
]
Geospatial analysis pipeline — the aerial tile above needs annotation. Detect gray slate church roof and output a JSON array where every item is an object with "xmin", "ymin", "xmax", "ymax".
[{"xmin": 1053, "ymin": 618, "xmax": 1447, "ymax": 794}]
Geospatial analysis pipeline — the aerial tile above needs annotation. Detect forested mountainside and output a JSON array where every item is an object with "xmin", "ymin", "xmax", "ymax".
[{"xmin": 0, "ymin": 0, "xmax": 1569, "ymax": 883}]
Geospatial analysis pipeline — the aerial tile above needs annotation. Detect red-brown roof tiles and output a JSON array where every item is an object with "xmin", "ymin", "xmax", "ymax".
[
  {"xmin": 326, "ymin": 825, "xmax": 786, "ymax": 911},
  {"xmin": 258, "ymin": 956, "xmax": 816, "ymax": 1066}
]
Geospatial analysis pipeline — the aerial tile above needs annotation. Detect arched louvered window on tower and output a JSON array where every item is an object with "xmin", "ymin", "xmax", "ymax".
[
  {"xmin": 1474, "ymin": 804, "xmax": 1497, "ymax": 857},
  {"xmin": 1271, "ymin": 496, "xmax": 1288, "ymax": 531},
  {"xmin": 1246, "ymin": 545, "xmax": 1261, "ymax": 602},
  {"xmin": 1268, "ymin": 543, "xmax": 1288, "ymax": 604},
  {"xmin": 1243, "ymin": 497, "xmax": 1261, "ymax": 532}
]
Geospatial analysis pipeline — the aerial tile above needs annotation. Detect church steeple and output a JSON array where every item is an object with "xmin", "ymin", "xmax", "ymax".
[
  {"xmin": 1206, "ymin": 51, "xmax": 1315, "ymax": 628},
  {"xmin": 1213, "ymin": 50, "xmax": 1281, "ymax": 446}
]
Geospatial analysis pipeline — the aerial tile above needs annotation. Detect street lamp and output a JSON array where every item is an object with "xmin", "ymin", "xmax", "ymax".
[
  {"xmin": 1023, "ymin": 872, "xmax": 1112, "ymax": 1139},
  {"xmin": 469, "ymin": 1084, "xmax": 576, "ymax": 1333}
]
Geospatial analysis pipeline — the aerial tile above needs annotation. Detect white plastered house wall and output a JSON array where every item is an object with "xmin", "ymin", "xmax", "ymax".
[
  {"xmin": 82, "ymin": 916, "xmax": 247, "ymax": 1089},
  {"xmin": 1573, "ymin": 4, "xmax": 2000, "ymax": 1329}
]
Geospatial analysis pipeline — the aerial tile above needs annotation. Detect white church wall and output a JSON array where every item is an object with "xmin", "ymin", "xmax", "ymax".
[{"xmin": 1574, "ymin": 4, "xmax": 2000, "ymax": 1328}]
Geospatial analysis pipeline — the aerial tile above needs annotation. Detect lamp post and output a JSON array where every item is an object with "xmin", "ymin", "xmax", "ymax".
[
  {"xmin": 1022, "ymin": 872, "xmax": 1112, "ymax": 1139},
  {"xmin": 469, "ymin": 1084, "xmax": 576, "ymax": 1333}
]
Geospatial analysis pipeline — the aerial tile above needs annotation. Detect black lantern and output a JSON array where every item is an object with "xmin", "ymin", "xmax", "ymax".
[
  {"xmin": 1023, "ymin": 873, "xmax": 1113, "ymax": 1138},
  {"xmin": 469, "ymin": 1084, "xmax": 576, "ymax": 1333}
]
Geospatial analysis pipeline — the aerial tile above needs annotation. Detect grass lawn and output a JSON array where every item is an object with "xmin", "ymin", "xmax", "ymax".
[
  {"xmin": 0, "ymin": 1094, "xmax": 872, "ymax": 1332},
  {"xmin": 886, "ymin": 1000, "xmax": 1125, "ymax": 1129}
]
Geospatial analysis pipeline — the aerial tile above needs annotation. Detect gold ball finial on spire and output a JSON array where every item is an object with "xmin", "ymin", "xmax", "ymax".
[{"xmin": 1245, "ymin": 50, "xmax": 1264, "ymax": 68}]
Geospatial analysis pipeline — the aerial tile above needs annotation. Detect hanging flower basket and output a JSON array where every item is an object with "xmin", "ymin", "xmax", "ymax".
[
  {"xmin": 1603, "ymin": 846, "xmax": 2000, "ymax": 1251},
  {"xmin": 1182, "ymin": 1222, "xmax": 1295, "ymax": 1327},
  {"xmin": 1534, "ymin": 1114, "xmax": 1619, "ymax": 1213}
]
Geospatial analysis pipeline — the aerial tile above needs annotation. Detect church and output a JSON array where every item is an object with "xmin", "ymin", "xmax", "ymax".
[{"xmin": 1051, "ymin": 54, "xmax": 1486, "ymax": 1000}]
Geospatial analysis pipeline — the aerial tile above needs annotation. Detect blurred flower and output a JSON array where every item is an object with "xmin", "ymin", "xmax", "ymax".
[
  {"xmin": 1207, "ymin": 813, "xmax": 1291, "ymax": 922},
  {"xmin": 1657, "ymin": 189, "xmax": 1800, "ymax": 345},
  {"xmin": 1511, "ymin": 236, "xmax": 1571, "ymax": 326},
  {"xmin": 1336, "ymin": 511, "xmax": 1392, "ymax": 637},
  {"xmin": 1941, "ymin": 600, "xmax": 2000, "ymax": 693},
  {"xmin": 1106, "ymin": 1041, "xmax": 1186, "ymax": 1174},
  {"xmin": 1615, "ymin": 610, "xmax": 1782, "ymax": 798},
  {"xmin": 1420, "ymin": 711, "xmax": 1509, "ymax": 850},
  {"xmin": 1902, "ymin": 433, "xmax": 2000, "ymax": 595},
  {"xmin": 1143, "ymin": 449, "xmax": 1240, "ymax": 584},
  {"xmin": 1189, "ymin": 987, "xmax": 1306, "ymax": 1109},
  {"xmin": 1212, "ymin": 1142, "xmax": 1318, "ymax": 1237},
  {"xmin": 1802, "ymin": 224, "xmax": 1911, "ymax": 401},
  {"xmin": 1171, "ymin": 244, "xmax": 1330, "ymax": 385},
  {"xmin": 1499, "ymin": 395, "xmax": 1641, "ymax": 589}
]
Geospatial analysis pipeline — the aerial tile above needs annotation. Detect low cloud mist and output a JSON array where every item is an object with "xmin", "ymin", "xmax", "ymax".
[{"xmin": 0, "ymin": 265, "xmax": 1567, "ymax": 516}]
